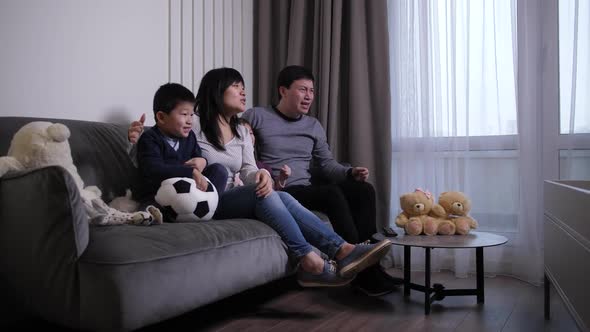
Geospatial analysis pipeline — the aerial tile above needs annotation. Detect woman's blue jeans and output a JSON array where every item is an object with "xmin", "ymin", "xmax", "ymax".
[{"xmin": 213, "ymin": 185, "xmax": 345, "ymax": 259}]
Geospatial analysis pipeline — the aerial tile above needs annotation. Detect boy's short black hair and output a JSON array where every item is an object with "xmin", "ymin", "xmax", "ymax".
[
  {"xmin": 276, "ymin": 65, "xmax": 315, "ymax": 100},
  {"xmin": 153, "ymin": 83, "xmax": 195, "ymax": 117}
]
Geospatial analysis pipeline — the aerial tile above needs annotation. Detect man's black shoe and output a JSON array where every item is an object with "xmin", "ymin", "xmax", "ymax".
[
  {"xmin": 376, "ymin": 266, "xmax": 404, "ymax": 285},
  {"xmin": 352, "ymin": 266, "xmax": 402, "ymax": 297}
]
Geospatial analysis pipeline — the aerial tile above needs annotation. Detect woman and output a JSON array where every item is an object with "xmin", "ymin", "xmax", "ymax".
[{"xmin": 193, "ymin": 67, "xmax": 394, "ymax": 287}]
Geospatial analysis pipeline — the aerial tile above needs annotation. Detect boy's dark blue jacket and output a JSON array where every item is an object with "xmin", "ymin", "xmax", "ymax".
[{"xmin": 135, "ymin": 126, "xmax": 204, "ymax": 201}]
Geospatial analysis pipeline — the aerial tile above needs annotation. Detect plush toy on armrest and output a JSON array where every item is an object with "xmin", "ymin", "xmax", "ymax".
[{"xmin": 0, "ymin": 121, "xmax": 162, "ymax": 226}]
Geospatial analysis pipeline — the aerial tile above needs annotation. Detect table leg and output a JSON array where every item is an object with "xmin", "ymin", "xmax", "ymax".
[
  {"xmin": 476, "ymin": 247, "xmax": 484, "ymax": 303},
  {"xmin": 404, "ymin": 246, "xmax": 411, "ymax": 297},
  {"xmin": 425, "ymin": 247, "xmax": 431, "ymax": 315}
]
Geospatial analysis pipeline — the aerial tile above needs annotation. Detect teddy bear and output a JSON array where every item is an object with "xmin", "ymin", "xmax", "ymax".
[
  {"xmin": 437, "ymin": 191, "xmax": 478, "ymax": 235},
  {"xmin": 395, "ymin": 188, "xmax": 456, "ymax": 235},
  {"xmin": 425, "ymin": 208, "xmax": 457, "ymax": 236},
  {"xmin": 0, "ymin": 121, "xmax": 162, "ymax": 226}
]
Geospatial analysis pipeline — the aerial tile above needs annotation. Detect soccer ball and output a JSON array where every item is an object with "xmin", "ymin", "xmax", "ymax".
[{"xmin": 155, "ymin": 177, "xmax": 219, "ymax": 222}]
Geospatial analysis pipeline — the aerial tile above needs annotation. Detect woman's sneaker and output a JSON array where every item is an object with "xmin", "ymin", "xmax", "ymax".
[
  {"xmin": 337, "ymin": 239, "xmax": 392, "ymax": 278},
  {"xmin": 297, "ymin": 260, "xmax": 355, "ymax": 287}
]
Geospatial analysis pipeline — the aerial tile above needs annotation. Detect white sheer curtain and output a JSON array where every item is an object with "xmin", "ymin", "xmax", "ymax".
[
  {"xmin": 559, "ymin": 0, "xmax": 590, "ymax": 135},
  {"xmin": 558, "ymin": 0, "xmax": 590, "ymax": 181},
  {"xmin": 387, "ymin": 0, "xmax": 550, "ymax": 284}
]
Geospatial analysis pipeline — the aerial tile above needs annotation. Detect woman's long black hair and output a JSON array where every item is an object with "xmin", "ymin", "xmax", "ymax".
[{"xmin": 195, "ymin": 67, "xmax": 244, "ymax": 151}]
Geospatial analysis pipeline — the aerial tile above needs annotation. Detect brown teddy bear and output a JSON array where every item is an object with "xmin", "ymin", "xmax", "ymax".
[
  {"xmin": 395, "ymin": 188, "xmax": 456, "ymax": 235},
  {"xmin": 438, "ymin": 191, "xmax": 478, "ymax": 235},
  {"xmin": 425, "ymin": 210, "xmax": 457, "ymax": 236}
]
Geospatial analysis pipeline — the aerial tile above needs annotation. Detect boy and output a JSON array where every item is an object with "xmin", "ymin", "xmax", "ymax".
[{"xmin": 135, "ymin": 83, "xmax": 227, "ymax": 215}]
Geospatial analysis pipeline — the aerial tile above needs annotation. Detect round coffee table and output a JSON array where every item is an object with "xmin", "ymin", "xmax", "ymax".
[{"xmin": 374, "ymin": 231, "xmax": 507, "ymax": 314}]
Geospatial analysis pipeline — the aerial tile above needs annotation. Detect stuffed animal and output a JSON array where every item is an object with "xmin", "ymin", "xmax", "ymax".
[
  {"xmin": 437, "ymin": 191, "xmax": 478, "ymax": 235},
  {"xmin": 395, "ymin": 190, "xmax": 427, "ymax": 235},
  {"xmin": 0, "ymin": 121, "xmax": 162, "ymax": 226},
  {"xmin": 425, "ymin": 209, "xmax": 456, "ymax": 236},
  {"xmin": 395, "ymin": 188, "xmax": 455, "ymax": 235},
  {"xmin": 109, "ymin": 189, "xmax": 140, "ymax": 212},
  {"xmin": 395, "ymin": 188, "xmax": 456, "ymax": 236}
]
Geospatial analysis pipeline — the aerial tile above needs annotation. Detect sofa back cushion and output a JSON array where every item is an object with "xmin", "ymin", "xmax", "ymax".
[{"xmin": 0, "ymin": 116, "xmax": 139, "ymax": 202}]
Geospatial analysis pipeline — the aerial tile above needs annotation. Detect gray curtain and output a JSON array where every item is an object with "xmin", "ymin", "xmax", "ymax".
[{"xmin": 254, "ymin": 0, "xmax": 392, "ymax": 227}]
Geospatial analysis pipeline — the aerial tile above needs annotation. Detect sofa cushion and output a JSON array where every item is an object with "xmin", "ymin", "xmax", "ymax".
[
  {"xmin": 77, "ymin": 219, "xmax": 294, "ymax": 330},
  {"xmin": 80, "ymin": 219, "xmax": 284, "ymax": 264}
]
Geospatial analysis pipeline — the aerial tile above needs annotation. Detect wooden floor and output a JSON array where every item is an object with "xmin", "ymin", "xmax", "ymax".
[
  {"xmin": 6, "ymin": 269, "xmax": 580, "ymax": 331},
  {"xmin": 141, "ymin": 269, "xmax": 580, "ymax": 332}
]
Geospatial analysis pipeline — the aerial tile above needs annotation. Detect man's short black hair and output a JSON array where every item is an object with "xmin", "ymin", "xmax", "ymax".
[
  {"xmin": 153, "ymin": 83, "xmax": 195, "ymax": 116},
  {"xmin": 276, "ymin": 65, "xmax": 315, "ymax": 100}
]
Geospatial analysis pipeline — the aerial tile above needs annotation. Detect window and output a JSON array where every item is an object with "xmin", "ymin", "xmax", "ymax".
[
  {"xmin": 559, "ymin": 0, "xmax": 590, "ymax": 135},
  {"xmin": 386, "ymin": 0, "xmax": 577, "ymax": 283},
  {"xmin": 560, "ymin": 149, "xmax": 590, "ymax": 180},
  {"xmin": 388, "ymin": 0, "xmax": 520, "ymax": 233},
  {"xmin": 389, "ymin": 0, "xmax": 517, "ymax": 139},
  {"xmin": 554, "ymin": 0, "xmax": 590, "ymax": 181}
]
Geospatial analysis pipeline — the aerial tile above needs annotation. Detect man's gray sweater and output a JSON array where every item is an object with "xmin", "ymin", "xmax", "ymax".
[{"xmin": 242, "ymin": 106, "xmax": 350, "ymax": 187}]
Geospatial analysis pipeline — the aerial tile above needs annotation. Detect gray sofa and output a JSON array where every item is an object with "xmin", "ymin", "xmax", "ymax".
[{"xmin": 0, "ymin": 117, "xmax": 298, "ymax": 331}]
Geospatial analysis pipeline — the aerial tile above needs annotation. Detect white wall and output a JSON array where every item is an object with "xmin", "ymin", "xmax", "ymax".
[{"xmin": 0, "ymin": 0, "xmax": 253, "ymax": 126}]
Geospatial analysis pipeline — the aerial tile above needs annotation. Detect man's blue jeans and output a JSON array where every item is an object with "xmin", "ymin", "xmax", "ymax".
[{"xmin": 213, "ymin": 184, "xmax": 345, "ymax": 259}]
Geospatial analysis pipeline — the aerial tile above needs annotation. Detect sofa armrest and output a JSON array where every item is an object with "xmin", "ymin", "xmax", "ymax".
[
  {"xmin": 0, "ymin": 166, "xmax": 88, "ymax": 325},
  {"xmin": 0, "ymin": 165, "xmax": 89, "ymax": 256}
]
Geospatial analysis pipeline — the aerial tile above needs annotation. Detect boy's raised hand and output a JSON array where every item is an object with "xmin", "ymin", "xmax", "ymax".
[{"xmin": 128, "ymin": 113, "xmax": 146, "ymax": 144}]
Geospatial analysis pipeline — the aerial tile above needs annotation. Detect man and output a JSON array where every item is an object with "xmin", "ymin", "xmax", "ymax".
[{"xmin": 242, "ymin": 65, "xmax": 400, "ymax": 296}]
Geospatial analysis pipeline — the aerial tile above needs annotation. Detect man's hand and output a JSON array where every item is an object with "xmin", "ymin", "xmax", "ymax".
[
  {"xmin": 185, "ymin": 157, "xmax": 207, "ymax": 172},
  {"xmin": 351, "ymin": 167, "xmax": 369, "ymax": 182},
  {"xmin": 192, "ymin": 169, "xmax": 208, "ymax": 191},
  {"xmin": 128, "ymin": 113, "xmax": 146, "ymax": 144},
  {"xmin": 255, "ymin": 170, "xmax": 273, "ymax": 197}
]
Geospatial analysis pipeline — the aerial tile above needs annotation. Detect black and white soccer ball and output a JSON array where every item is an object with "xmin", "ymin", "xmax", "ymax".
[{"xmin": 155, "ymin": 177, "xmax": 219, "ymax": 222}]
